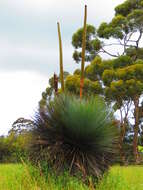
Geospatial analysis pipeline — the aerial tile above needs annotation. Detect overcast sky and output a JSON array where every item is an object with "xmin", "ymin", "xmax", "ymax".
[{"xmin": 0, "ymin": 0, "xmax": 124, "ymax": 135}]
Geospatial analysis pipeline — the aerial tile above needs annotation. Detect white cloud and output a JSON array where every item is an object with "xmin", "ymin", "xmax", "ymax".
[
  {"xmin": 0, "ymin": 0, "xmax": 124, "ymax": 25},
  {"xmin": 0, "ymin": 0, "xmax": 125, "ymax": 74},
  {"xmin": 0, "ymin": 71, "xmax": 48, "ymax": 135}
]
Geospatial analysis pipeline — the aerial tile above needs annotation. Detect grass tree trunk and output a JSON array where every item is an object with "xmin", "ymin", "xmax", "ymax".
[
  {"xmin": 57, "ymin": 22, "xmax": 64, "ymax": 92},
  {"xmin": 80, "ymin": 5, "xmax": 87, "ymax": 99},
  {"xmin": 133, "ymin": 96, "xmax": 140, "ymax": 163}
]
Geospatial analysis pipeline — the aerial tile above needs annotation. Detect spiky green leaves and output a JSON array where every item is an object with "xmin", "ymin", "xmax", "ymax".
[{"xmin": 30, "ymin": 95, "xmax": 119, "ymax": 179}]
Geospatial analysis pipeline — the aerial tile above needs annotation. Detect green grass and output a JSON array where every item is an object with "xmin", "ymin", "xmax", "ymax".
[
  {"xmin": 96, "ymin": 166, "xmax": 143, "ymax": 190},
  {"xmin": 138, "ymin": 145, "xmax": 143, "ymax": 153},
  {"xmin": 0, "ymin": 164, "xmax": 143, "ymax": 190}
]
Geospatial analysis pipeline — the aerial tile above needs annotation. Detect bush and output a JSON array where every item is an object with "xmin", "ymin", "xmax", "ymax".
[
  {"xmin": 29, "ymin": 94, "xmax": 119, "ymax": 179},
  {"xmin": 0, "ymin": 133, "xmax": 29, "ymax": 163}
]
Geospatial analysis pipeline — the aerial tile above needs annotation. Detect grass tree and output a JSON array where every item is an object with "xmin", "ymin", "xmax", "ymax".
[{"xmin": 30, "ymin": 94, "xmax": 119, "ymax": 179}]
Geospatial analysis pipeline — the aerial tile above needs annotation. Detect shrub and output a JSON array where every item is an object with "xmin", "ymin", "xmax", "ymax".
[{"xmin": 29, "ymin": 94, "xmax": 119, "ymax": 179}]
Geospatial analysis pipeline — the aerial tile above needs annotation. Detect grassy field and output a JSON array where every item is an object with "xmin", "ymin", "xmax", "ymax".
[{"xmin": 0, "ymin": 164, "xmax": 143, "ymax": 190}]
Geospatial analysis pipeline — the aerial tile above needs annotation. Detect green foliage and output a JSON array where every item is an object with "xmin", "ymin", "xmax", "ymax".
[
  {"xmin": 114, "ymin": 0, "xmax": 143, "ymax": 32},
  {"xmin": 72, "ymin": 25, "xmax": 101, "ymax": 63},
  {"xmin": 125, "ymin": 79, "xmax": 143, "ymax": 98},
  {"xmin": 65, "ymin": 74, "xmax": 102, "ymax": 96},
  {"xmin": 103, "ymin": 64, "xmax": 143, "ymax": 102},
  {"xmin": 0, "ymin": 137, "xmax": 11, "ymax": 162},
  {"xmin": 104, "ymin": 78, "xmax": 143, "ymax": 102},
  {"xmin": 73, "ymin": 69, "xmax": 81, "ymax": 75},
  {"xmin": 116, "ymin": 64, "xmax": 143, "ymax": 81},
  {"xmin": 115, "ymin": 0, "xmax": 143, "ymax": 16},
  {"xmin": 84, "ymin": 56, "xmax": 132, "ymax": 81},
  {"xmin": 67, "ymin": 53, "xmax": 143, "ymax": 103},
  {"xmin": 0, "ymin": 118, "xmax": 33, "ymax": 163},
  {"xmin": 102, "ymin": 70, "xmax": 115, "ymax": 86},
  {"xmin": 97, "ymin": 0, "xmax": 143, "ymax": 60},
  {"xmin": 83, "ymin": 79, "xmax": 103, "ymax": 95},
  {"xmin": 97, "ymin": 16, "xmax": 126, "ymax": 40},
  {"xmin": 65, "ymin": 75, "xmax": 80, "ymax": 94},
  {"xmin": 111, "ymin": 15, "xmax": 127, "ymax": 28},
  {"xmin": 97, "ymin": 22, "xmax": 109, "ymax": 38},
  {"xmin": 0, "ymin": 135, "xmax": 28, "ymax": 163},
  {"xmin": 113, "ymin": 55, "xmax": 132, "ymax": 69},
  {"xmin": 127, "ymin": 9, "xmax": 143, "ymax": 29},
  {"xmin": 39, "ymin": 76, "xmax": 54, "ymax": 109},
  {"xmin": 105, "ymin": 80, "xmax": 125, "ymax": 102},
  {"xmin": 66, "ymin": 51, "xmax": 143, "ymax": 103},
  {"xmin": 92, "ymin": 38, "xmax": 102, "ymax": 51},
  {"xmin": 116, "ymin": 67, "xmax": 134, "ymax": 81},
  {"xmin": 72, "ymin": 25, "xmax": 95, "ymax": 48},
  {"xmin": 126, "ymin": 48, "xmax": 143, "ymax": 60},
  {"xmin": 115, "ymin": 1, "xmax": 134, "ymax": 16},
  {"xmin": 30, "ymin": 94, "xmax": 119, "ymax": 179},
  {"xmin": 85, "ymin": 56, "xmax": 102, "ymax": 80},
  {"xmin": 71, "ymin": 0, "xmax": 143, "ymax": 60}
]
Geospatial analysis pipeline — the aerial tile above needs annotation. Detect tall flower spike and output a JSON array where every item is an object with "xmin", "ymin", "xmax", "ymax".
[
  {"xmin": 80, "ymin": 5, "xmax": 87, "ymax": 99},
  {"xmin": 57, "ymin": 22, "xmax": 64, "ymax": 92}
]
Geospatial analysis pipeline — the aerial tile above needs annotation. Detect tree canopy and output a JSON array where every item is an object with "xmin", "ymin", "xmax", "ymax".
[{"xmin": 72, "ymin": 0, "xmax": 143, "ymax": 60}]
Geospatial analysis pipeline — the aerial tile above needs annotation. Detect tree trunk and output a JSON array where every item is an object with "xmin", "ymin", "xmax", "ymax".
[
  {"xmin": 119, "ymin": 123, "xmax": 126, "ymax": 164},
  {"xmin": 133, "ymin": 96, "xmax": 140, "ymax": 163}
]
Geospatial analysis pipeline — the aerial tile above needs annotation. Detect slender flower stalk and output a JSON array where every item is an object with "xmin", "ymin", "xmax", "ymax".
[
  {"xmin": 57, "ymin": 22, "xmax": 64, "ymax": 92},
  {"xmin": 80, "ymin": 5, "xmax": 87, "ymax": 99}
]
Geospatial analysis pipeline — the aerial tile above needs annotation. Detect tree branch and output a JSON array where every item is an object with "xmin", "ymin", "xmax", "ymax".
[
  {"xmin": 101, "ymin": 47, "xmax": 118, "ymax": 57},
  {"xmin": 136, "ymin": 29, "xmax": 143, "ymax": 49}
]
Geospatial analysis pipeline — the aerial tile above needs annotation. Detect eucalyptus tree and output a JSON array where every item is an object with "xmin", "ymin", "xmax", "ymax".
[
  {"xmin": 97, "ymin": 0, "xmax": 143, "ymax": 58},
  {"xmin": 72, "ymin": 0, "xmax": 143, "ymax": 60},
  {"xmin": 103, "ymin": 61, "xmax": 143, "ymax": 163}
]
